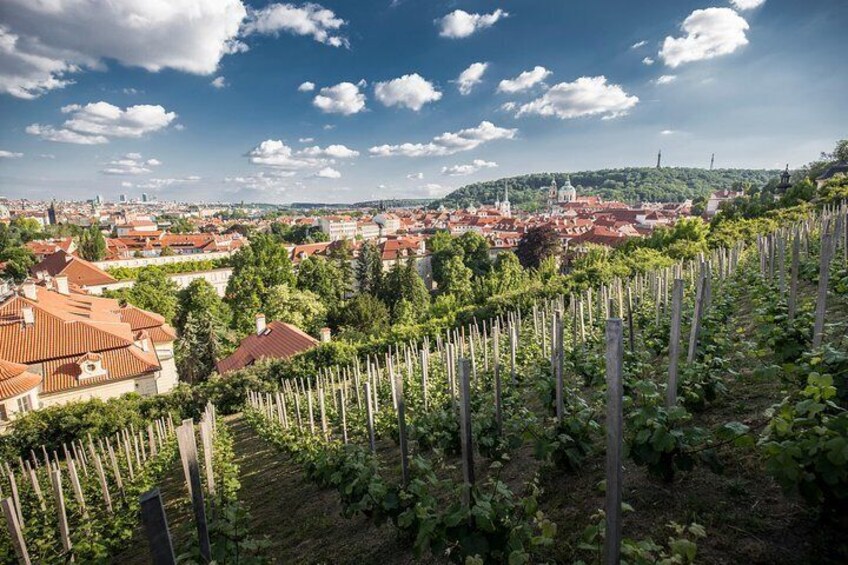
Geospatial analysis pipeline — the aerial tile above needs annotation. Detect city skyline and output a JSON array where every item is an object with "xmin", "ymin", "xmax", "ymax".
[{"xmin": 1, "ymin": 0, "xmax": 846, "ymax": 204}]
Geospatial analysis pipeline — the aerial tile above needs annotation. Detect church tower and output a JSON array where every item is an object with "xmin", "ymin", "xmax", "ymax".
[
  {"xmin": 548, "ymin": 178, "xmax": 558, "ymax": 210},
  {"xmin": 559, "ymin": 175, "xmax": 577, "ymax": 203},
  {"xmin": 499, "ymin": 183, "xmax": 511, "ymax": 217}
]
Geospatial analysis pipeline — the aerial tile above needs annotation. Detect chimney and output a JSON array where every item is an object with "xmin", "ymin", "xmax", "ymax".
[
  {"xmin": 22, "ymin": 282, "xmax": 37, "ymax": 301},
  {"xmin": 22, "ymin": 306, "xmax": 35, "ymax": 327},
  {"xmin": 255, "ymin": 313, "xmax": 267, "ymax": 335},
  {"xmin": 55, "ymin": 275, "xmax": 70, "ymax": 296},
  {"xmin": 320, "ymin": 327, "xmax": 331, "ymax": 343}
]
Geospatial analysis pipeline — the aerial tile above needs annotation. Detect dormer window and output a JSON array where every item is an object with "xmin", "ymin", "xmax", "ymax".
[{"xmin": 76, "ymin": 353, "xmax": 107, "ymax": 380}]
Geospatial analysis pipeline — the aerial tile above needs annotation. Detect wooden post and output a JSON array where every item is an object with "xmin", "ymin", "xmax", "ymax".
[
  {"xmin": 457, "ymin": 359, "xmax": 475, "ymax": 510},
  {"xmin": 106, "ymin": 441, "xmax": 124, "ymax": 497},
  {"xmin": 554, "ymin": 311, "xmax": 564, "ymax": 422},
  {"xmin": 626, "ymin": 285, "xmax": 635, "ymax": 354},
  {"xmin": 318, "ymin": 388, "xmax": 329, "ymax": 440},
  {"xmin": 604, "ymin": 318, "xmax": 624, "ymax": 565},
  {"xmin": 307, "ymin": 389, "xmax": 316, "ymax": 434},
  {"xmin": 667, "ymin": 279, "xmax": 684, "ymax": 407},
  {"xmin": 364, "ymin": 382, "xmax": 376, "ymax": 453},
  {"xmin": 788, "ymin": 229, "xmax": 800, "ymax": 321},
  {"xmin": 67, "ymin": 457, "xmax": 86, "ymax": 514},
  {"xmin": 176, "ymin": 424, "xmax": 211, "ymax": 563},
  {"xmin": 686, "ymin": 268, "xmax": 706, "ymax": 363},
  {"xmin": 1, "ymin": 497, "xmax": 30, "ymax": 565},
  {"xmin": 813, "ymin": 231, "xmax": 832, "ymax": 348},
  {"xmin": 396, "ymin": 371, "xmax": 409, "ymax": 486},
  {"xmin": 199, "ymin": 420, "xmax": 215, "ymax": 497},
  {"xmin": 177, "ymin": 421, "xmax": 193, "ymax": 498},
  {"xmin": 509, "ymin": 322, "xmax": 517, "ymax": 385},
  {"xmin": 140, "ymin": 489, "xmax": 177, "ymax": 565},
  {"xmin": 50, "ymin": 469, "xmax": 73, "ymax": 559},
  {"xmin": 92, "ymin": 451, "xmax": 113, "ymax": 514},
  {"xmin": 338, "ymin": 389, "xmax": 348, "ymax": 444}
]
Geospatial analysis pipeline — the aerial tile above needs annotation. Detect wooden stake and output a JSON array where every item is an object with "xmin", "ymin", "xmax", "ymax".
[
  {"xmin": 140, "ymin": 489, "xmax": 176, "ymax": 565},
  {"xmin": 667, "ymin": 279, "xmax": 684, "ymax": 407},
  {"xmin": 457, "ymin": 359, "xmax": 475, "ymax": 510},
  {"xmin": 50, "ymin": 470, "xmax": 73, "ymax": 560},
  {"xmin": 1, "ymin": 497, "xmax": 30, "ymax": 565},
  {"xmin": 604, "ymin": 318, "xmax": 624, "ymax": 565}
]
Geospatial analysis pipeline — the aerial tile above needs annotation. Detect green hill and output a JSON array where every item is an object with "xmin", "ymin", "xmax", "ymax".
[{"xmin": 434, "ymin": 167, "xmax": 781, "ymax": 210}]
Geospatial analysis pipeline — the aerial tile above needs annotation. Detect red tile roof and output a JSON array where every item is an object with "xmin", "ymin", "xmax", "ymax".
[
  {"xmin": 0, "ymin": 358, "xmax": 42, "ymax": 400},
  {"xmin": 216, "ymin": 321, "xmax": 318, "ymax": 374},
  {"xmin": 32, "ymin": 250, "xmax": 116, "ymax": 287}
]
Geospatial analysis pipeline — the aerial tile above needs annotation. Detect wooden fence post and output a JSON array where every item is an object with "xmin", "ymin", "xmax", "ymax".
[
  {"xmin": 667, "ymin": 279, "xmax": 684, "ymax": 407},
  {"xmin": 813, "ymin": 231, "xmax": 833, "ymax": 348},
  {"xmin": 364, "ymin": 382, "xmax": 376, "ymax": 453},
  {"xmin": 396, "ymin": 371, "xmax": 409, "ymax": 486},
  {"xmin": 49, "ymin": 469, "xmax": 73, "ymax": 559},
  {"xmin": 788, "ymin": 229, "xmax": 800, "ymax": 321},
  {"xmin": 458, "ymin": 359, "xmax": 475, "ymax": 510},
  {"xmin": 199, "ymin": 420, "xmax": 215, "ymax": 497},
  {"xmin": 176, "ymin": 423, "xmax": 211, "ymax": 563},
  {"xmin": 1, "ymin": 497, "xmax": 30, "ymax": 565},
  {"xmin": 604, "ymin": 318, "xmax": 624, "ymax": 565},
  {"xmin": 140, "ymin": 489, "xmax": 177, "ymax": 565}
]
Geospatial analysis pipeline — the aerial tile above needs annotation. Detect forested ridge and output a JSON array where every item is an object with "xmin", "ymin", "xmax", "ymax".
[{"xmin": 435, "ymin": 167, "xmax": 781, "ymax": 210}]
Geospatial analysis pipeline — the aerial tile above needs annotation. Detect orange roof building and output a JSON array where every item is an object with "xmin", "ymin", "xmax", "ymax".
[
  {"xmin": 32, "ymin": 250, "xmax": 117, "ymax": 287},
  {"xmin": 216, "ymin": 315, "xmax": 318, "ymax": 375},
  {"xmin": 0, "ymin": 281, "xmax": 179, "ymax": 421}
]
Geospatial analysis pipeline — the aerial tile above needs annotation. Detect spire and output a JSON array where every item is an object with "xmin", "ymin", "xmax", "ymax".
[
  {"xmin": 503, "ymin": 181, "xmax": 509, "ymax": 204},
  {"xmin": 710, "ymin": 153, "xmax": 715, "ymax": 171},
  {"xmin": 657, "ymin": 149, "xmax": 662, "ymax": 169}
]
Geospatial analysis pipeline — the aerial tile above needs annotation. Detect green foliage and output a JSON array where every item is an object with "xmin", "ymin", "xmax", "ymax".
[
  {"xmin": 434, "ymin": 168, "xmax": 779, "ymax": 209},
  {"xmin": 296, "ymin": 255, "xmax": 345, "ymax": 307},
  {"xmin": 334, "ymin": 293, "xmax": 390, "ymax": 338},
  {"xmin": 118, "ymin": 266, "xmax": 179, "ymax": 321},
  {"xmin": 176, "ymin": 311, "xmax": 220, "ymax": 384},
  {"xmin": 106, "ymin": 257, "xmax": 232, "ymax": 280},
  {"xmin": 175, "ymin": 278, "xmax": 229, "ymax": 334},
  {"xmin": 264, "ymin": 284, "xmax": 327, "ymax": 334},
  {"xmin": 355, "ymin": 240, "xmax": 384, "ymax": 296},
  {"xmin": 381, "ymin": 260, "xmax": 431, "ymax": 323},
  {"xmin": 77, "ymin": 224, "xmax": 107, "ymax": 261},
  {"xmin": 759, "ymin": 373, "xmax": 848, "ymax": 513},
  {"xmin": 270, "ymin": 222, "xmax": 328, "ymax": 244},
  {"xmin": 0, "ymin": 221, "xmax": 38, "ymax": 282},
  {"xmin": 439, "ymin": 254, "xmax": 474, "ymax": 302}
]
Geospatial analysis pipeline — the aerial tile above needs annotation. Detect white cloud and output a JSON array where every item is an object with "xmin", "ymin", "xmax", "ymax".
[
  {"xmin": 314, "ymin": 166, "xmax": 341, "ymax": 178},
  {"xmin": 120, "ymin": 181, "xmax": 133, "ymax": 188},
  {"xmin": 370, "ymin": 120, "xmax": 516, "ymax": 157},
  {"xmin": 437, "ymin": 9, "xmax": 508, "ymax": 39},
  {"xmin": 730, "ymin": 0, "xmax": 766, "ymax": 10},
  {"xmin": 407, "ymin": 172, "xmax": 424, "ymax": 180},
  {"xmin": 26, "ymin": 101, "xmax": 177, "ymax": 144},
  {"xmin": 455, "ymin": 62, "xmax": 488, "ymax": 95},
  {"xmin": 248, "ymin": 139, "xmax": 323, "ymax": 170},
  {"xmin": 501, "ymin": 101, "xmax": 517, "ymax": 112},
  {"xmin": 299, "ymin": 144, "xmax": 359, "ymax": 158},
  {"xmin": 660, "ymin": 129, "xmax": 677, "ymax": 135},
  {"xmin": 0, "ymin": 150, "xmax": 23, "ymax": 159},
  {"xmin": 211, "ymin": 76, "xmax": 227, "ymax": 88},
  {"xmin": 0, "ymin": 0, "xmax": 247, "ymax": 99},
  {"xmin": 421, "ymin": 183, "xmax": 451, "ymax": 197},
  {"xmin": 441, "ymin": 159, "xmax": 498, "ymax": 176},
  {"xmin": 516, "ymin": 76, "xmax": 638, "ymax": 120},
  {"xmin": 136, "ymin": 176, "xmax": 200, "ymax": 191},
  {"xmin": 298, "ymin": 137, "xmax": 314, "ymax": 143},
  {"xmin": 101, "ymin": 153, "xmax": 162, "ymax": 175},
  {"xmin": 298, "ymin": 81, "xmax": 315, "ymax": 92},
  {"xmin": 497, "ymin": 66, "xmax": 551, "ymax": 93},
  {"xmin": 642, "ymin": 57, "xmax": 655, "ymax": 66},
  {"xmin": 655, "ymin": 75, "xmax": 677, "ymax": 85},
  {"xmin": 243, "ymin": 3, "xmax": 348, "ymax": 47},
  {"xmin": 631, "ymin": 40, "xmax": 648, "ymax": 49},
  {"xmin": 374, "ymin": 73, "xmax": 442, "ymax": 111},
  {"xmin": 224, "ymin": 170, "xmax": 295, "ymax": 193},
  {"xmin": 659, "ymin": 8, "xmax": 749, "ymax": 68},
  {"xmin": 313, "ymin": 82, "xmax": 366, "ymax": 115}
]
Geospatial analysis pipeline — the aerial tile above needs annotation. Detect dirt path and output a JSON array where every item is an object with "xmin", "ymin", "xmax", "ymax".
[{"xmin": 227, "ymin": 415, "xmax": 441, "ymax": 564}]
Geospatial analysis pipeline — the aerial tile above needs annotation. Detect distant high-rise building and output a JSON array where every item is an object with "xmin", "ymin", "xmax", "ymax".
[
  {"xmin": 94, "ymin": 194, "xmax": 102, "ymax": 205},
  {"xmin": 656, "ymin": 150, "xmax": 662, "ymax": 169},
  {"xmin": 710, "ymin": 153, "xmax": 715, "ymax": 171},
  {"xmin": 47, "ymin": 201, "xmax": 57, "ymax": 225},
  {"xmin": 120, "ymin": 194, "xmax": 127, "ymax": 203},
  {"xmin": 142, "ymin": 193, "xmax": 149, "ymax": 202}
]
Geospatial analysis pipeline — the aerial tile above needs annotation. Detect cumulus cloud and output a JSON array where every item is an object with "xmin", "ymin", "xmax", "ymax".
[
  {"xmin": 730, "ymin": 0, "xmax": 766, "ymax": 9},
  {"xmin": 437, "ymin": 9, "xmax": 508, "ymax": 39},
  {"xmin": 441, "ymin": 159, "xmax": 498, "ymax": 176},
  {"xmin": 313, "ymin": 81, "xmax": 366, "ymax": 115},
  {"xmin": 642, "ymin": 57, "xmax": 655, "ymax": 66},
  {"xmin": 455, "ymin": 62, "xmax": 488, "ymax": 95},
  {"xmin": 659, "ymin": 8, "xmax": 749, "ymax": 68},
  {"xmin": 243, "ymin": 2, "xmax": 348, "ymax": 48},
  {"xmin": 224, "ymin": 170, "xmax": 295, "ymax": 193},
  {"xmin": 314, "ymin": 166, "xmax": 341, "ymax": 178},
  {"xmin": 370, "ymin": 121, "xmax": 516, "ymax": 157},
  {"xmin": 497, "ymin": 66, "xmax": 551, "ymax": 93},
  {"xmin": 655, "ymin": 75, "xmax": 677, "ymax": 85},
  {"xmin": 516, "ymin": 76, "xmax": 638, "ymax": 120},
  {"xmin": 0, "ymin": 0, "xmax": 248, "ymax": 99},
  {"xmin": 421, "ymin": 183, "xmax": 451, "ymax": 197},
  {"xmin": 299, "ymin": 144, "xmax": 359, "ymax": 158},
  {"xmin": 100, "ymin": 153, "xmax": 162, "ymax": 175},
  {"xmin": 631, "ymin": 40, "xmax": 648, "ymax": 49},
  {"xmin": 211, "ymin": 76, "xmax": 227, "ymax": 88},
  {"xmin": 0, "ymin": 150, "xmax": 23, "ymax": 159},
  {"xmin": 374, "ymin": 73, "xmax": 441, "ymax": 111},
  {"xmin": 27, "ymin": 101, "xmax": 177, "ymax": 144},
  {"xmin": 298, "ymin": 81, "xmax": 315, "ymax": 92}
]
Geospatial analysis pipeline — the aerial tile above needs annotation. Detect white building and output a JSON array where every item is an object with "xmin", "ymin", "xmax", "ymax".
[{"xmin": 318, "ymin": 216, "xmax": 358, "ymax": 241}]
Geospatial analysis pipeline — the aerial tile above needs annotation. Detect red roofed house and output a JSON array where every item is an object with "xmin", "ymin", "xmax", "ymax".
[
  {"xmin": 31, "ymin": 250, "xmax": 117, "ymax": 288},
  {"xmin": 0, "ymin": 280, "xmax": 179, "ymax": 427},
  {"xmin": 216, "ymin": 314, "xmax": 319, "ymax": 375}
]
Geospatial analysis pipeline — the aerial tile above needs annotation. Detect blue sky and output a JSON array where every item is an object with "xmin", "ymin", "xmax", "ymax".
[{"xmin": 0, "ymin": 0, "xmax": 846, "ymax": 204}]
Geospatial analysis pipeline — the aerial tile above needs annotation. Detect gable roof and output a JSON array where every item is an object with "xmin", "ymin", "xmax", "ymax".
[
  {"xmin": 0, "ymin": 358, "xmax": 43, "ymax": 400},
  {"xmin": 216, "ymin": 321, "xmax": 318, "ymax": 375},
  {"xmin": 32, "ymin": 250, "xmax": 116, "ymax": 287}
]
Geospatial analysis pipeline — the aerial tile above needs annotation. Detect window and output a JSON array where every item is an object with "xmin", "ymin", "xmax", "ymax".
[
  {"xmin": 16, "ymin": 396, "xmax": 32, "ymax": 413},
  {"xmin": 0, "ymin": 405, "xmax": 7, "ymax": 422}
]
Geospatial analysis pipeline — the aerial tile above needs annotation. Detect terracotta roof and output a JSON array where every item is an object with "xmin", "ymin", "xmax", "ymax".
[
  {"xmin": 118, "ymin": 304, "xmax": 176, "ymax": 343},
  {"xmin": 32, "ymin": 250, "xmax": 116, "ymax": 287},
  {"xmin": 216, "ymin": 321, "xmax": 318, "ymax": 374},
  {"xmin": 40, "ymin": 346, "xmax": 159, "ymax": 395},
  {"xmin": 0, "ymin": 359, "xmax": 42, "ymax": 400}
]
